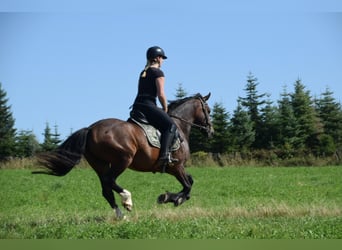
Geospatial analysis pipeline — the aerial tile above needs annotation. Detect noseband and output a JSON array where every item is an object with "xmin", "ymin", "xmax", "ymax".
[{"xmin": 170, "ymin": 97, "xmax": 212, "ymax": 133}]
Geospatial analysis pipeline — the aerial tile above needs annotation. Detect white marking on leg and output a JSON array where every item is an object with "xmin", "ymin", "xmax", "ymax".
[{"xmin": 120, "ymin": 189, "xmax": 133, "ymax": 211}]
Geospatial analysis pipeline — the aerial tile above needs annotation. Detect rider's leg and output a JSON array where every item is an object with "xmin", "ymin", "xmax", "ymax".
[{"xmin": 158, "ymin": 124, "xmax": 178, "ymax": 171}]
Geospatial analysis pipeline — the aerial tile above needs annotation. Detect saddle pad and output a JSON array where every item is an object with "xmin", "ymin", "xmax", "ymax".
[{"xmin": 130, "ymin": 118, "xmax": 180, "ymax": 151}]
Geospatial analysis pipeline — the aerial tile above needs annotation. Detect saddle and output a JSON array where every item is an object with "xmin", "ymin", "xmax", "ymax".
[{"xmin": 128, "ymin": 110, "xmax": 181, "ymax": 151}]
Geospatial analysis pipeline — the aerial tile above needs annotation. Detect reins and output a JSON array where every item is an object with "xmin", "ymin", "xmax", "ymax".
[{"xmin": 169, "ymin": 114, "xmax": 208, "ymax": 130}]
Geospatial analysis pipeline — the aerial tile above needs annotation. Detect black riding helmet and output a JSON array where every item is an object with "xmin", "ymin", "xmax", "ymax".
[{"xmin": 146, "ymin": 46, "xmax": 167, "ymax": 60}]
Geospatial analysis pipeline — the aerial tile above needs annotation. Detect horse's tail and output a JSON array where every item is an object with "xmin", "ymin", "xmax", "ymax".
[{"xmin": 33, "ymin": 128, "xmax": 89, "ymax": 176}]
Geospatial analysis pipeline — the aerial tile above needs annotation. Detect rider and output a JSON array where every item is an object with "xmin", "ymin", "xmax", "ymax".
[{"xmin": 132, "ymin": 46, "xmax": 178, "ymax": 170}]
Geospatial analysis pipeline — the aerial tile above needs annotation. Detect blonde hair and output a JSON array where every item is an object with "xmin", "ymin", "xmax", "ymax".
[
  {"xmin": 141, "ymin": 58, "xmax": 159, "ymax": 78},
  {"xmin": 141, "ymin": 61, "xmax": 151, "ymax": 78}
]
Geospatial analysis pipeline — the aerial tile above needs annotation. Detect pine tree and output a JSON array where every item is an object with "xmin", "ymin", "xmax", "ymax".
[
  {"xmin": 210, "ymin": 102, "xmax": 231, "ymax": 153},
  {"xmin": 51, "ymin": 124, "xmax": 62, "ymax": 147},
  {"xmin": 174, "ymin": 83, "xmax": 188, "ymax": 99},
  {"xmin": 189, "ymin": 128, "xmax": 211, "ymax": 153},
  {"xmin": 259, "ymin": 98, "xmax": 278, "ymax": 149},
  {"xmin": 15, "ymin": 130, "xmax": 40, "ymax": 157},
  {"xmin": 0, "ymin": 83, "xmax": 16, "ymax": 161},
  {"xmin": 315, "ymin": 87, "xmax": 342, "ymax": 155},
  {"xmin": 41, "ymin": 122, "xmax": 60, "ymax": 151},
  {"xmin": 238, "ymin": 72, "xmax": 267, "ymax": 148},
  {"xmin": 230, "ymin": 101, "xmax": 255, "ymax": 152},
  {"xmin": 277, "ymin": 86, "xmax": 300, "ymax": 156},
  {"xmin": 291, "ymin": 79, "xmax": 321, "ymax": 151}
]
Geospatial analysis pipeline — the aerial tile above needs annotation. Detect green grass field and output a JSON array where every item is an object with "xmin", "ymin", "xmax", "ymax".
[{"xmin": 0, "ymin": 166, "xmax": 341, "ymax": 239}]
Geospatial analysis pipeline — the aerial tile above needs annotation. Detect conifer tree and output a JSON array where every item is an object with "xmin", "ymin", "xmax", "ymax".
[
  {"xmin": 174, "ymin": 83, "xmax": 188, "ymax": 99},
  {"xmin": 315, "ymin": 87, "xmax": 342, "ymax": 155},
  {"xmin": 291, "ymin": 79, "xmax": 321, "ymax": 151},
  {"xmin": 0, "ymin": 83, "xmax": 16, "ymax": 161},
  {"xmin": 277, "ymin": 86, "xmax": 300, "ymax": 156},
  {"xmin": 15, "ymin": 130, "xmax": 40, "ymax": 157},
  {"xmin": 210, "ymin": 102, "xmax": 231, "ymax": 153},
  {"xmin": 189, "ymin": 128, "xmax": 211, "ymax": 152},
  {"xmin": 230, "ymin": 100, "xmax": 255, "ymax": 152},
  {"xmin": 51, "ymin": 124, "xmax": 62, "ymax": 147},
  {"xmin": 41, "ymin": 122, "xmax": 60, "ymax": 151},
  {"xmin": 238, "ymin": 72, "xmax": 267, "ymax": 148},
  {"xmin": 259, "ymin": 98, "xmax": 278, "ymax": 149}
]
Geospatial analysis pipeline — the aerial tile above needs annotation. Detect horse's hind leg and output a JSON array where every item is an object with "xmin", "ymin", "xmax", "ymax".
[
  {"xmin": 85, "ymin": 154, "xmax": 124, "ymax": 218},
  {"xmin": 99, "ymin": 165, "xmax": 132, "ymax": 216},
  {"xmin": 99, "ymin": 173, "xmax": 124, "ymax": 219},
  {"xmin": 110, "ymin": 162, "xmax": 133, "ymax": 212}
]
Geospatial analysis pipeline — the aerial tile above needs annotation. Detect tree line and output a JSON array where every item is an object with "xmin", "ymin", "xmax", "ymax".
[
  {"xmin": 0, "ymin": 82, "xmax": 62, "ymax": 160},
  {"xmin": 1, "ymin": 74, "xmax": 342, "ymax": 165},
  {"xmin": 182, "ymin": 73, "xmax": 342, "ymax": 165}
]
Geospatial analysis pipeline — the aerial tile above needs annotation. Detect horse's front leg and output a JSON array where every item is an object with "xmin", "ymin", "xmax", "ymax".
[
  {"xmin": 158, "ymin": 169, "xmax": 193, "ymax": 206},
  {"xmin": 157, "ymin": 191, "xmax": 187, "ymax": 206}
]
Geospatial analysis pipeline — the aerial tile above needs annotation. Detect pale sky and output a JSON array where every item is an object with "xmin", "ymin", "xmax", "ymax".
[{"xmin": 1, "ymin": 0, "xmax": 342, "ymax": 141}]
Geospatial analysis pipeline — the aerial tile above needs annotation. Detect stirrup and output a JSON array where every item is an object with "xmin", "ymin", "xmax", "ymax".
[{"xmin": 159, "ymin": 153, "xmax": 178, "ymax": 173}]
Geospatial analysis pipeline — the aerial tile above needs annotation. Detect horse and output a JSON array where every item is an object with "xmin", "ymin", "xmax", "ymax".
[{"xmin": 34, "ymin": 93, "xmax": 213, "ymax": 218}]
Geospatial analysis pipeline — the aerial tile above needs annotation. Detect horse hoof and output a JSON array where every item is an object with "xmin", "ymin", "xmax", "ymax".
[
  {"xmin": 123, "ymin": 204, "xmax": 132, "ymax": 212},
  {"xmin": 114, "ymin": 207, "xmax": 124, "ymax": 220},
  {"xmin": 174, "ymin": 197, "xmax": 183, "ymax": 207},
  {"xmin": 157, "ymin": 193, "xmax": 169, "ymax": 204}
]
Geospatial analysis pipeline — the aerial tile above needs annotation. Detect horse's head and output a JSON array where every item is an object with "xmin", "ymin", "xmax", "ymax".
[
  {"xmin": 193, "ymin": 93, "xmax": 214, "ymax": 137},
  {"xmin": 169, "ymin": 93, "xmax": 214, "ymax": 138}
]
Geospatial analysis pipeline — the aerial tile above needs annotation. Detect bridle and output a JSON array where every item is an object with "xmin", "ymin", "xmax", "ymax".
[{"xmin": 170, "ymin": 96, "xmax": 212, "ymax": 133}]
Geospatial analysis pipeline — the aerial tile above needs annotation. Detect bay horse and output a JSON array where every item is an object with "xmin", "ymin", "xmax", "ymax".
[{"xmin": 34, "ymin": 93, "xmax": 213, "ymax": 218}]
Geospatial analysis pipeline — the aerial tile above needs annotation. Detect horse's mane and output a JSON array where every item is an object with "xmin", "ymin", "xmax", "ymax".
[{"xmin": 168, "ymin": 93, "xmax": 202, "ymax": 112}]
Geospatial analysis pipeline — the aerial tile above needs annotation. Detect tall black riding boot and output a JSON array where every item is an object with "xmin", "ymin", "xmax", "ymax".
[{"xmin": 159, "ymin": 124, "xmax": 179, "ymax": 172}]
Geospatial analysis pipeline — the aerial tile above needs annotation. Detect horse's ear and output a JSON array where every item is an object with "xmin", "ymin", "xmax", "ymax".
[{"xmin": 203, "ymin": 92, "xmax": 211, "ymax": 101}]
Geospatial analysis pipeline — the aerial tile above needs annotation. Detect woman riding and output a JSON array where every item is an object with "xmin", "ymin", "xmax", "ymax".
[{"xmin": 132, "ymin": 46, "xmax": 178, "ymax": 169}]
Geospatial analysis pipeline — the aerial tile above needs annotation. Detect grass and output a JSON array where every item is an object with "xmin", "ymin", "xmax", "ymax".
[{"xmin": 0, "ymin": 166, "xmax": 341, "ymax": 239}]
